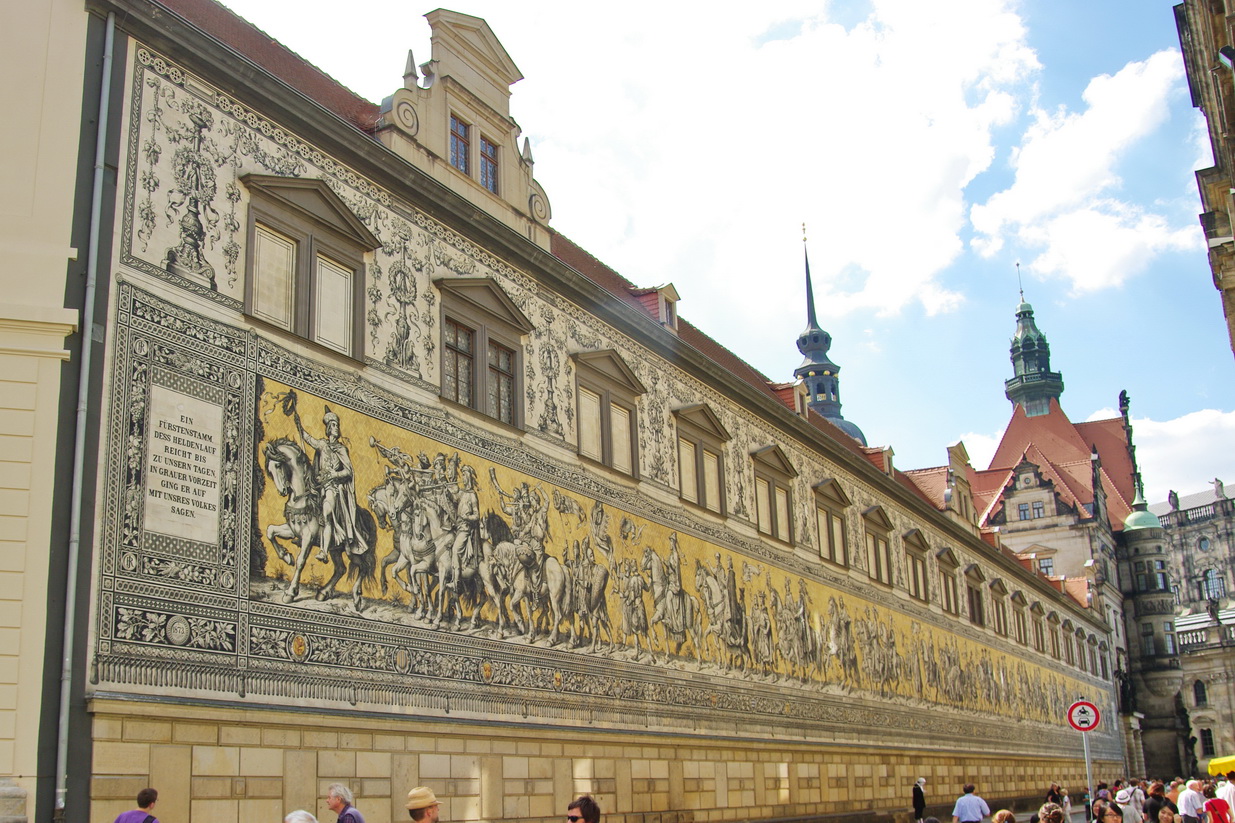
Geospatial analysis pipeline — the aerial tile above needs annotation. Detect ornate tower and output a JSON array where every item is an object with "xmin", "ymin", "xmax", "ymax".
[
  {"xmin": 1004, "ymin": 297, "xmax": 1064, "ymax": 416},
  {"xmin": 794, "ymin": 245, "xmax": 866, "ymax": 445}
]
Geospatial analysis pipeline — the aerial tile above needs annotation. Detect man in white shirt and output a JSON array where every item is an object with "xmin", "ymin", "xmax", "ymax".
[
  {"xmin": 952, "ymin": 785, "xmax": 991, "ymax": 823},
  {"xmin": 1218, "ymin": 773, "xmax": 1235, "ymax": 811},
  {"xmin": 1179, "ymin": 779, "xmax": 1206, "ymax": 823}
]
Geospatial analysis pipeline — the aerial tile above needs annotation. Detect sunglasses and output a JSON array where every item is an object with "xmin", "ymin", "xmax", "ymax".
[{"xmin": 567, "ymin": 816, "xmax": 583, "ymax": 821}]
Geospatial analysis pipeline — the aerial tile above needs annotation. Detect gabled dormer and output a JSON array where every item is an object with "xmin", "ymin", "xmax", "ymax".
[
  {"xmin": 629, "ymin": 284, "xmax": 680, "ymax": 332},
  {"xmin": 376, "ymin": 10, "xmax": 552, "ymax": 247}
]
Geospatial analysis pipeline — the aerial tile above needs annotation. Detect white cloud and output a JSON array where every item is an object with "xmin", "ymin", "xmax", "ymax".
[
  {"xmin": 1086, "ymin": 408, "xmax": 1235, "ymax": 503},
  {"xmin": 971, "ymin": 49, "xmax": 1189, "ymax": 290},
  {"xmin": 954, "ymin": 428, "xmax": 1004, "ymax": 470}
]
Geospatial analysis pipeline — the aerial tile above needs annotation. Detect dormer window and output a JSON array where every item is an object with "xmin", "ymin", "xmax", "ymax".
[
  {"xmin": 450, "ymin": 114, "xmax": 470, "ymax": 174},
  {"xmin": 658, "ymin": 284, "xmax": 679, "ymax": 331}
]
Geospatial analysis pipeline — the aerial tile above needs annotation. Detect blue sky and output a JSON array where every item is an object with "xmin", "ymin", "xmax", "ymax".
[{"xmin": 217, "ymin": 0, "xmax": 1235, "ymax": 503}]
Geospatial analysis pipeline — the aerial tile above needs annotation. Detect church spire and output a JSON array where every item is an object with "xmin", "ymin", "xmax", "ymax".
[
  {"xmin": 794, "ymin": 229, "xmax": 866, "ymax": 445},
  {"xmin": 1003, "ymin": 285, "xmax": 1064, "ymax": 416}
]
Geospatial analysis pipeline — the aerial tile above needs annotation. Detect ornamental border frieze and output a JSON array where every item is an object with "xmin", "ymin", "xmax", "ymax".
[{"xmin": 90, "ymin": 282, "xmax": 1118, "ymax": 753}]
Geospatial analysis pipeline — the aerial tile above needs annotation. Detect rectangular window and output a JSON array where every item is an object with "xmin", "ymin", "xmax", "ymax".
[
  {"xmin": 610, "ymin": 403, "xmax": 632, "ymax": 475},
  {"xmin": 487, "ymin": 340, "xmax": 515, "ymax": 425},
  {"xmin": 314, "ymin": 254, "xmax": 354, "ymax": 354},
  {"xmin": 908, "ymin": 553, "xmax": 927, "ymax": 601},
  {"xmin": 443, "ymin": 319, "xmax": 475, "ymax": 408},
  {"xmin": 1033, "ymin": 619, "xmax": 1045, "ymax": 652},
  {"xmin": 1064, "ymin": 633, "xmax": 1075, "ymax": 664},
  {"xmin": 968, "ymin": 585, "xmax": 984, "ymax": 627},
  {"xmin": 1202, "ymin": 728, "xmax": 1216, "ymax": 757},
  {"xmin": 1018, "ymin": 503, "xmax": 1030, "ymax": 520},
  {"xmin": 866, "ymin": 533, "xmax": 891, "ymax": 584},
  {"xmin": 817, "ymin": 507, "xmax": 847, "ymax": 566},
  {"xmin": 580, "ymin": 388, "xmax": 603, "ymax": 463},
  {"xmin": 1038, "ymin": 557, "xmax": 1054, "ymax": 576},
  {"xmin": 1077, "ymin": 638, "xmax": 1087, "ymax": 671},
  {"xmin": 450, "ymin": 115, "xmax": 470, "ymax": 174},
  {"xmin": 1142, "ymin": 622, "xmax": 1156, "ymax": 656},
  {"xmin": 1155, "ymin": 560, "xmax": 1168, "ymax": 590},
  {"xmin": 678, "ymin": 438, "xmax": 698, "ymax": 504},
  {"xmin": 1050, "ymin": 628, "xmax": 1060, "ymax": 658},
  {"xmin": 702, "ymin": 450, "xmax": 721, "ymax": 512},
  {"xmin": 252, "ymin": 224, "xmax": 296, "ymax": 329},
  {"xmin": 992, "ymin": 598, "xmax": 1008, "ymax": 637},
  {"xmin": 480, "ymin": 136, "xmax": 499, "ymax": 193},
  {"xmin": 941, "ymin": 573, "xmax": 958, "ymax": 614},
  {"xmin": 578, "ymin": 388, "xmax": 634, "ymax": 474},
  {"xmin": 1032, "ymin": 500, "xmax": 1045, "ymax": 518},
  {"xmin": 756, "ymin": 478, "xmax": 772, "ymax": 534},
  {"xmin": 1014, "ymin": 609, "xmax": 1027, "ymax": 644},
  {"xmin": 1165, "ymin": 621, "xmax": 1177, "ymax": 655},
  {"xmin": 774, "ymin": 486, "xmax": 790, "ymax": 542}
]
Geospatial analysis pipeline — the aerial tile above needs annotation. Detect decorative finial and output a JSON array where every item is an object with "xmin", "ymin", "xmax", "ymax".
[
  {"xmin": 802, "ymin": 222, "xmax": 807, "ymax": 244},
  {"xmin": 1016, "ymin": 261, "xmax": 1024, "ymax": 302}
]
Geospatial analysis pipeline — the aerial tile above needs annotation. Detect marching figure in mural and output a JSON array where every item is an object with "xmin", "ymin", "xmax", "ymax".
[{"xmin": 262, "ymin": 391, "xmax": 377, "ymax": 610}]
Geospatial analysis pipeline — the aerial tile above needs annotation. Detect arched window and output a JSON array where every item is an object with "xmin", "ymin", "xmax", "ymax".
[
  {"xmin": 1199, "ymin": 569, "xmax": 1227, "ymax": 601},
  {"xmin": 1195, "ymin": 679, "xmax": 1208, "ymax": 707}
]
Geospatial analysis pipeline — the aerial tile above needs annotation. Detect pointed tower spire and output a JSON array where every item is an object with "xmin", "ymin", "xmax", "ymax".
[
  {"xmin": 794, "ymin": 227, "xmax": 866, "ymax": 445},
  {"xmin": 1003, "ymin": 280, "xmax": 1063, "ymax": 417}
]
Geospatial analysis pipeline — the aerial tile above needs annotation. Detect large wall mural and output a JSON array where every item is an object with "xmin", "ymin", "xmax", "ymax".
[{"xmin": 95, "ymin": 45, "xmax": 1121, "ymax": 759}]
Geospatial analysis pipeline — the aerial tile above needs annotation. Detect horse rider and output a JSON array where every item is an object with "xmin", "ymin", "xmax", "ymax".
[{"xmin": 295, "ymin": 405, "xmax": 363, "ymax": 563}]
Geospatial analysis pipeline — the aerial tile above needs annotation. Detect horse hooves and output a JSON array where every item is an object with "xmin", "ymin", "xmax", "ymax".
[
  {"xmin": 281, "ymin": 591, "xmax": 296, "ymax": 604},
  {"xmin": 315, "ymin": 590, "xmax": 329, "ymax": 602}
]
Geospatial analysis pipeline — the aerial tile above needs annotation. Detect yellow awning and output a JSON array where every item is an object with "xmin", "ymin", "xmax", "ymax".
[{"xmin": 1208, "ymin": 755, "xmax": 1235, "ymax": 775}]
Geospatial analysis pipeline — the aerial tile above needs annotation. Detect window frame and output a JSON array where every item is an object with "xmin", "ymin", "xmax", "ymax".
[
  {"xmin": 242, "ymin": 174, "xmax": 378, "ymax": 360},
  {"xmin": 479, "ymin": 135, "xmax": 499, "ymax": 194},
  {"xmin": 937, "ymin": 547, "xmax": 960, "ymax": 614},
  {"xmin": 904, "ymin": 529, "xmax": 930, "ymax": 602},
  {"xmin": 752, "ymin": 445, "xmax": 797, "ymax": 545},
  {"xmin": 1201, "ymin": 728, "xmax": 1216, "ymax": 758},
  {"xmin": 990, "ymin": 579, "xmax": 1009, "ymax": 637},
  {"xmin": 674, "ymin": 404, "xmax": 730, "ymax": 514},
  {"xmin": 450, "ymin": 113, "xmax": 471, "ymax": 175},
  {"xmin": 964, "ymin": 564, "xmax": 986, "ymax": 628},
  {"xmin": 813, "ymin": 479, "xmax": 851, "ymax": 568},
  {"xmin": 435, "ymin": 277, "xmax": 534, "ymax": 428},
  {"xmin": 573, "ymin": 350, "xmax": 645, "ymax": 478},
  {"xmin": 1011, "ymin": 592, "xmax": 1028, "ymax": 645},
  {"xmin": 862, "ymin": 506, "xmax": 894, "ymax": 586}
]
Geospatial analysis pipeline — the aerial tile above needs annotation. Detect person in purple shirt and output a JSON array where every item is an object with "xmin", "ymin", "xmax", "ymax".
[
  {"xmin": 113, "ymin": 788, "xmax": 158, "ymax": 823},
  {"xmin": 326, "ymin": 784, "xmax": 365, "ymax": 823}
]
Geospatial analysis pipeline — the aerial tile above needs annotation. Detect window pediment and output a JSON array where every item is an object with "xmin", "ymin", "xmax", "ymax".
[
  {"xmin": 435, "ymin": 277, "xmax": 534, "ymax": 335},
  {"xmin": 963, "ymin": 563, "xmax": 985, "ymax": 582},
  {"xmin": 572, "ymin": 350, "xmax": 646, "ymax": 397},
  {"xmin": 1030, "ymin": 601, "xmax": 1045, "ymax": 616},
  {"xmin": 935, "ymin": 546, "xmax": 959, "ymax": 568},
  {"xmin": 903, "ymin": 528, "xmax": 930, "ymax": 554},
  {"xmin": 1061, "ymin": 618, "xmax": 1074, "ymax": 631},
  {"xmin": 243, "ymin": 174, "xmax": 380, "ymax": 250},
  {"xmin": 673, "ymin": 403, "xmax": 730, "ymax": 441},
  {"xmin": 752, "ymin": 444, "xmax": 797, "ymax": 478},
  {"xmin": 1010, "ymin": 591, "xmax": 1028, "ymax": 607},
  {"xmin": 989, "ymin": 578, "xmax": 1009, "ymax": 596},
  {"xmin": 814, "ymin": 477, "xmax": 852, "ymax": 508},
  {"xmin": 1046, "ymin": 610, "xmax": 1060, "ymax": 625}
]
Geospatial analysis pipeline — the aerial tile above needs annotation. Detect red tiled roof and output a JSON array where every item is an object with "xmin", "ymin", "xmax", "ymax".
[
  {"xmin": 903, "ymin": 466, "xmax": 949, "ymax": 509},
  {"xmin": 1062, "ymin": 577, "xmax": 1090, "ymax": 608},
  {"xmin": 159, "ymin": 0, "xmax": 381, "ymax": 130}
]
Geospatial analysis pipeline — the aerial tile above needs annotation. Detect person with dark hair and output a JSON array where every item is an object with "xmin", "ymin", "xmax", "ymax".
[
  {"xmin": 951, "ymin": 784, "xmax": 990, "ymax": 823},
  {"xmin": 914, "ymin": 778, "xmax": 927, "ymax": 823},
  {"xmin": 1048, "ymin": 785, "xmax": 1063, "ymax": 805},
  {"xmin": 567, "ymin": 795, "xmax": 601, "ymax": 823},
  {"xmin": 112, "ymin": 787, "xmax": 158, "ymax": 823},
  {"xmin": 1204, "ymin": 781, "xmax": 1231, "ymax": 823},
  {"xmin": 405, "ymin": 787, "xmax": 441, "ymax": 823},
  {"xmin": 1146, "ymin": 780, "xmax": 1179, "ymax": 823}
]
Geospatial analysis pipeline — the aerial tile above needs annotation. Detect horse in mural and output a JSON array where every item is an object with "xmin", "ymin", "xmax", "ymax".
[
  {"xmin": 263, "ymin": 437, "xmax": 377, "ymax": 610},
  {"xmin": 478, "ymin": 511, "xmax": 571, "ymax": 645},
  {"xmin": 641, "ymin": 545, "xmax": 702, "ymax": 662},
  {"xmin": 694, "ymin": 559, "xmax": 747, "ymax": 670},
  {"xmin": 826, "ymin": 595, "xmax": 860, "ymax": 688}
]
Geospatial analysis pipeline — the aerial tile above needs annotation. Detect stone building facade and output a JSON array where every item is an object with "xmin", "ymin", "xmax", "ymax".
[
  {"xmin": 1177, "ymin": 0, "xmax": 1235, "ymax": 359},
  {"xmin": 3, "ymin": 1, "xmax": 1127, "ymax": 822}
]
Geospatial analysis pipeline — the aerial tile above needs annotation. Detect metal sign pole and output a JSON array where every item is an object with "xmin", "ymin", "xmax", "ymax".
[{"xmin": 1083, "ymin": 730, "xmax": 1094, "ymax": 823}]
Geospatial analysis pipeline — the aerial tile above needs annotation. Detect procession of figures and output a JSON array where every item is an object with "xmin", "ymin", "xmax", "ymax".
[{"xmin": 258, "ymin": 392, "xmax": 1073, "ymax": 723}]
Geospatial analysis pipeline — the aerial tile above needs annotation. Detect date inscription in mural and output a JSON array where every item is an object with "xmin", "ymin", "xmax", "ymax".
[{"xmin": 145, "ymin": 385, "xmax": 224, "ymax": 543}]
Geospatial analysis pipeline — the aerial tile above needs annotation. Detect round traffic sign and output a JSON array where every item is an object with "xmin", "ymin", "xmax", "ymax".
[{"xmin": 1068, "ymin": 700, "xmax": 1100, "ymax": 732}]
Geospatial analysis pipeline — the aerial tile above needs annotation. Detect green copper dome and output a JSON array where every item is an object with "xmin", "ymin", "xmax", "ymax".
[{"xmin": 1123, "ymin": 486, "xmax": 1162, "ymax": 531}]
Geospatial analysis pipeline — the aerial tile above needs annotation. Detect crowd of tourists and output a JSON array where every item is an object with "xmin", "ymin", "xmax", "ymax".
[{"xmin": 913, "ymin": 775, "xmax": 1235, "ymax": 823}]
